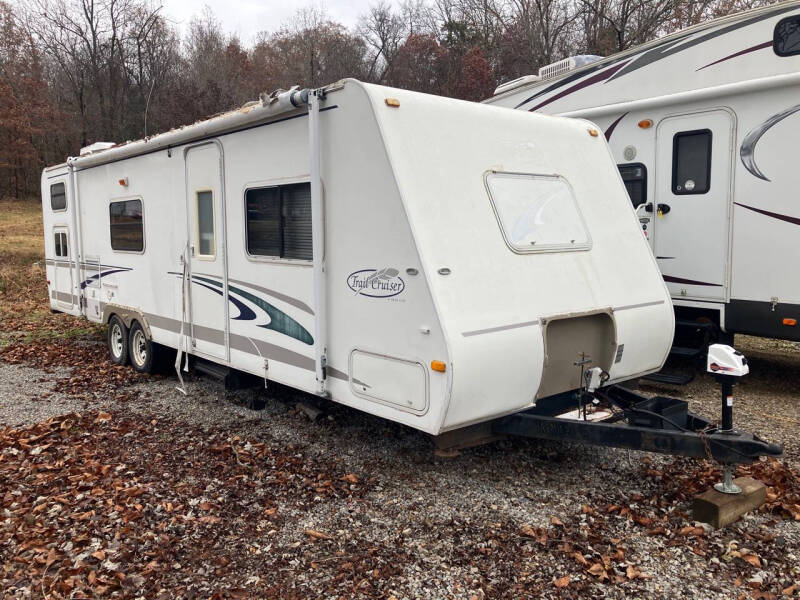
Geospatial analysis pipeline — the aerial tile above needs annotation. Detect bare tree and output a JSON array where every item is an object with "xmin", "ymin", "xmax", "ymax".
[{"xmin": 358, "ymin": 1, "xmax": 406, "ymax": 82}]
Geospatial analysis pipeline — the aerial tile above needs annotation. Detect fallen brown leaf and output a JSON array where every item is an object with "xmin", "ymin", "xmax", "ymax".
[
  {"xmin": 742, "ymin": 553, "xmax": 762, "ymax": 568},
  {"xmin": 304, "ymin": 529, "xmax": 332, "ymax": 540},
  {"xmin": 93, "ymin": 412, "xmax": 112, "ymax": 423}
]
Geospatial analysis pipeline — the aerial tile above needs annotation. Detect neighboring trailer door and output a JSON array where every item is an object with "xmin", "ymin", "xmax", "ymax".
[
  {"xmin": 52, "ymin": 227, "xmax": 75, "ymax": 311},
  {"xmin": 185, "ymin": 142, "xmax": 229, "ymax": 361},
  {"xmin": 654, "ymin": 110, "xmax": 733, "ymax": 301}
]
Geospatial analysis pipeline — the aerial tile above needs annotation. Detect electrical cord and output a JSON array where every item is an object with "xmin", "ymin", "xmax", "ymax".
[{"xmin": 593, "ymin": 390, "xmax": 755, "ymax": 461}]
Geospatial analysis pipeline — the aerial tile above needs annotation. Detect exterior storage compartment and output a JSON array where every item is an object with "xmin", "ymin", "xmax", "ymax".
[{"xmin": 349, "ymin": 350, "xmax": 428, "ymax": 414}]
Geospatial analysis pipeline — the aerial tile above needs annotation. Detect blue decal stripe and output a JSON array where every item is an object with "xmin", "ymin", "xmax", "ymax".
[
  {"xmin": 80, "ymin": 268, "xmax": 130, "ymax": 289},
  {"xmin": 192, "ymin": 280, "xmax": 257, "ymax": 321},
  {"xmin": 192, "ymin": 275, "xmax": 313, "ymax": 346}
]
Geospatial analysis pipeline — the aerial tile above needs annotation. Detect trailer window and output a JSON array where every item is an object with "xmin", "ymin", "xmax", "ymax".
[
  {"xmin": 195, "ymin": 191, "xmax": 215, "ymax": 257},
  {"xmin": 109, "ymin": 199, "xmax": 144, "ymax": 252},
  {"xmin": 618, "ymin": 163, "xmax": 647, "ymax": 208},
  {"xmin": 774, "ymin": 15, "xmax": 800, "ymax": 56},
  {"xmin": 54, "ymin": 232, "xmax": 68, "ymax": 257},
  {"xmin": 50, "ymin": 182, "xmax": 66, "ymax": 211},
  {"xmin": 486, "ymin": 172, "xmax": 590, "ymax": 253},
  {"xmin": 245, "ymin": 182, "xmax": 312, "ymax": 261},
  {"xmin": 672, "ymin": 130, "xmax": 711, "ymax": 195}
]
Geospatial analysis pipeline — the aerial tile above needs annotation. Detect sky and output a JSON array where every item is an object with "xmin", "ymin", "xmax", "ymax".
[{"xmin": 160, "ymin": 0, "xmax": 392, "ymax": 44}]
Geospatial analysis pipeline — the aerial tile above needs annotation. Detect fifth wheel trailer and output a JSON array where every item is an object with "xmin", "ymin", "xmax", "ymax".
[
  {"xmin": 41, "ymin": 79, "xmax": 780, "ymax": 467},
  {"xmin": 487, "ymin": 0, "xmax": 800, "ymax": 346}
]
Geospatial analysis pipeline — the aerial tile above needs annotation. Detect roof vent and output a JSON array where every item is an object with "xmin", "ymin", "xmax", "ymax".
[
  {"xmin": 79, "ymin": 142, "xmax": 116, "ymax": 156},
  {"xmin": 538, "ymin": 55, "xmax": 603, "ymax": 80},
  {"xmin": 493, "ymin": 74, "xmax": 541, "ymax": 96}
]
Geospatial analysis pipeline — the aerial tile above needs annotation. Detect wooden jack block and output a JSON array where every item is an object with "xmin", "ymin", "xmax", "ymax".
[{"xmin": 692, "ymin": 476, "xmax": 766, "ymax": 529}]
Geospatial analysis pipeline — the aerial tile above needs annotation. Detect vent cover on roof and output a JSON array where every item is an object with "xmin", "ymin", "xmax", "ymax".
[
  {"xmin": 493, "ymin": 74, "xmax": 542, "ymax": 96},
  {"xmin": 538, "ymin": 55, "xmax": 603, "ymax": 80},
  {"xmin": 80, "ymin": 142, "xmax": 116, "ymax": 156}
]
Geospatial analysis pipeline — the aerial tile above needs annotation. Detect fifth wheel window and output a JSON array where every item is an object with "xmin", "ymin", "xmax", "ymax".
[
  {"xmin": 618, "ymin": 163, "xmax": 647, "ymax": 208},
  {"xmin": 486, "ymin": 172, "xmax": 590, "ymax": 252},
  {"xmin": 774, "ymin": 16, "xmax": 800, "ymax": 56},
  {"xmin": 672, "ymin": 130, "xmax": 712, "ymax": 195}
]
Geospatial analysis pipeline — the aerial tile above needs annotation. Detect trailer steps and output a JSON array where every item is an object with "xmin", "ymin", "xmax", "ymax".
[
  {"xmin": 669, "ymin": 345, "xmax": 704, "ymax": 358},
  {"xmin": 193, "ymin": 358, "xmax": 261, "ymax": 391},
  {"xmin": 642, "ymin": 319, "xmax": 718, "ymax": 385},
  {"xmin": 642, "ymin": 370, "xmax": 695, "ymax": 385}
]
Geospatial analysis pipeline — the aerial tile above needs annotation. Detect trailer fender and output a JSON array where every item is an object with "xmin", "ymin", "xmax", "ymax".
[{"xmin": 101, "ymin": 304, "xmax": 152, "ymax": 339}]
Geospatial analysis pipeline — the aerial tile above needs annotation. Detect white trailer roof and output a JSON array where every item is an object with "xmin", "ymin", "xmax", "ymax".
[{"xmin": 48, "ymin": 85, "xmax": 342, "ymax": 171}]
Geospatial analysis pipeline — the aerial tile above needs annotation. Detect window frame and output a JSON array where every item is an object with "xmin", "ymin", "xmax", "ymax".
[
  {"xmin": 50, "ymin": 182, "xmax": 67, "ymax": 212},
  {"xmin": 484, "ymin": 170, "xmax": 592, "ymax": 254},
  {"xmin": 617, "ymin": 162, "xmax": 648, "ymax": 208},
  {"xmin": 109, "ymin": 197, "xmax": 146, "ymax": 254},
  {"xmin": 671, "ymin": 129, "xmax": 713, "ymax": 196},
  {"xmin": 194, "ymin": 189, "xmax": 216, "ymax": 260},
  {"xmin": 773, "ymin": 15, "xmax": 800, "ymax": 57},
  {"xmin": 53, "ymin": 230, "xmax": 68, "ymax": 258},
  {"xmin": 243, "ymin": 180, "xmax": 313, "ymax": 265}
]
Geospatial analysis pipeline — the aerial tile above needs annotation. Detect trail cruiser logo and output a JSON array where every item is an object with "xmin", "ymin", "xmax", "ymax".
[{"xmin": 347, "ymin": 268, "xmax": 405, "ymax": 298}]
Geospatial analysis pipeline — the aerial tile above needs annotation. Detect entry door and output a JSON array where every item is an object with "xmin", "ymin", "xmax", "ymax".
[
  {"xmin": 185, "ymin": 143, "xmax": 228, "ymax": 360},
  {"xmin": 653, "ymin": 110, "xmax": 732, "ymax": 301},
  {"xmin": 52, "ymin": 227, "xmax": 75, "ymax": 311}
]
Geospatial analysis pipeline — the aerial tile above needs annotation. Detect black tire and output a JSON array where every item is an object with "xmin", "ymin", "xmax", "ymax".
[
  {"xmin": 128, "ymin": 320, "xmax": 160, "ymax": 374},
  {"xmin": 107, "ymin": 315, "xmax": 129, "ymax": 366}
]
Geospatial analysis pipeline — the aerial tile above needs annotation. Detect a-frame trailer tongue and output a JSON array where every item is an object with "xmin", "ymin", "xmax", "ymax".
[
  {"xmin": 446, "ymin": 344, "xmax": 781, "ymax": 494},
  {"xmin": 494, "ymin": 384, "xmax": 781, "ymax": 465}
]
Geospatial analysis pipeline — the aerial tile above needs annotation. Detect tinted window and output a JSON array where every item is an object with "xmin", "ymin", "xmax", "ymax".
[
  {"xmin": 246, "ymin": 183, "xmax": 312, "ymax": 261},
  {"xmin": 672, "ymin": 130, "xmax": 711, "ymax": 195},
  {"xmin": 196, "ymin": 191, "xmax": 215, "ymax": 257},
  {"xmin": 774, "ymin": 16, "xmax": 800, "ymax": 57},
  {"xmin": 109, "ymin": 199, "xmax": 144, "ymax": 252},
  {"xmin": 245, "ymin": 187, "xmax": 282, "ymax": 257},
  {"xmin": 51, "ymin": 182, "xmax": 66, "ymax": 211},
  {"xmin": 618, "ymin": 163, "xmax": 647, "ymax": 208}
]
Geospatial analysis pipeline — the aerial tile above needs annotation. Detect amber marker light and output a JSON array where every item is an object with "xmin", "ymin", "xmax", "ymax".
[
  {"xmin": 638, "ymin": 119, "xmax": 653, "ymax": 129},
  {"xmin": 119, "ymin": 177, "xmax": 129, "ymax": 187},
  {"xmin": 385, "ymin": 98, "xmax": 400, "ymax": 107},
  {"xmin": 431, "ymin": 360, "xmax": 447, "ymax": 372},
  {"xmin": 588, "ymin": 128, "xmax": 599, "ymax": 137},
  {"xmin": 784, "ymin": 318, "xmax": 797, "ymax": 326}
]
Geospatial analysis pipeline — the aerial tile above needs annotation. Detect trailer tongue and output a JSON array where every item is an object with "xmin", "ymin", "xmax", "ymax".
[{"xmin": 492, "ymin": 344, "xmax": 781, "ymax": 489}]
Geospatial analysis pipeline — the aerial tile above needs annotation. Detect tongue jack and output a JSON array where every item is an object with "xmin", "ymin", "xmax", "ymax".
[{"xmin": 707, "ymin": 343, "xmax": 750, "ymax": 494}]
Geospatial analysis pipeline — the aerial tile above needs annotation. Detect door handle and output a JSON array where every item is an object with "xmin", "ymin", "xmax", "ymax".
[
  {"xmin": 657, "ymin": 203, "xmax": 671, "ymax": 215},
  {"xmin": 644, "ymin": 203, "xmax": 654, "ymax": 213}
]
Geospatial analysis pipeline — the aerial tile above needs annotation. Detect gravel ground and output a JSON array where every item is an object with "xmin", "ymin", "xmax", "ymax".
[{"xmin": 1, "ymin": 335, "xmax": 799, "ymax": 599}]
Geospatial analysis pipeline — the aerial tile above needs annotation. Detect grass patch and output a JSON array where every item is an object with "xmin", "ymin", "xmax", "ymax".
[
  {"xmin": 0, "ymin": 197, "xmax": 102, "ymax": 351},
  {"xmin": 0, "ymin": 197, "xmax": 46, "ymax": 299}
]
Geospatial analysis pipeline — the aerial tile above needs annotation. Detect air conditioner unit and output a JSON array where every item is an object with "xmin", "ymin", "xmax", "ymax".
[
  {"xmin": 79, "ymin": 142, "xmax": 116, "ymax": 156},
  {"xmin": 538, "ymin": 55, "xmax": 604, "ymax": 80}
]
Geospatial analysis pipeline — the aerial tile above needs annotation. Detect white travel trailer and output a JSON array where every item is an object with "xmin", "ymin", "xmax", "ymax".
[
  {"xmin": 42, "ymin": 79, "xmax": 674, "ymax": 432},
  {"xmin": 40, "ymin": 79, "xmax": 781, "ymax": 468},
  {"xmin": 487, "ymin": 1, "xmax": 800, "ymax": 348}
]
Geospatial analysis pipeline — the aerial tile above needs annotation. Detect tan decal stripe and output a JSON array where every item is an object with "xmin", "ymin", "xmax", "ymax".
[{"xmin": 462, "ymin": 319, "xmax": 540, "ymax": 337}]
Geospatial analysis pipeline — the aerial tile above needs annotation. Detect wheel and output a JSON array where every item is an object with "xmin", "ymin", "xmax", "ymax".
[
  {"xmin": 107, "ymin": 315, "xmax": 129, "ymax": 366},
  {"xmin": 129, "ymin": 321, "xmax": 158, "ymax": 374}
]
